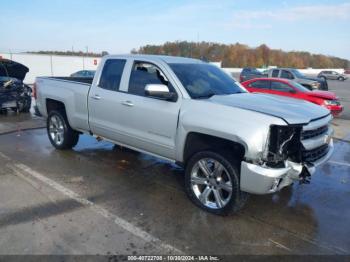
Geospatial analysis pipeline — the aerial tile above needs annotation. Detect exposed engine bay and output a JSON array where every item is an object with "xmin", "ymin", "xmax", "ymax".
[
  {"xmin": 0, "ymin": 59, "xmax": 31, "ymax": 113},
  {"xmin": 263, "ymin": 121, "xmax": 332, "ymax": 186}
]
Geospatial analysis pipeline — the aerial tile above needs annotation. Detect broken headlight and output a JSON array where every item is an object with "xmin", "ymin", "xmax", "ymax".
[{"xmin": 264, "ymin": 125, "xmax": 303, "ymax": 167}]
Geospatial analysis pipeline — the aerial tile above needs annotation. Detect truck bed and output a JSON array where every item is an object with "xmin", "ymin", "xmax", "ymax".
[
  {"xmin": 48, "ymin": 77, "xmax": 93, "ymax": 85},
  {"xmin": 36, "ymin": 76, "xmax": 92, "ymax": 132}
]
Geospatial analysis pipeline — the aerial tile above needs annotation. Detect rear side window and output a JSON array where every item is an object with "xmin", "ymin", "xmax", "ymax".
[
  {"xmin": 99, "ymin": 59, "xmax": 126, "ymax": 91},
  {"xmin": 249, "ymin": 80, "xmax": 270, "ymax": 89},
  {"xmin": 272, "ymin": 70, "xmax": 279, "ymax": 77},
  {"xmin": 271, "ymin": 81, "xmax": 293, "ymax": 92}
]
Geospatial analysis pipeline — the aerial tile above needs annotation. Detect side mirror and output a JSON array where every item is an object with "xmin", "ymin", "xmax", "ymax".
[
  {"xmin": 289, "ymin": 89, "xmax": 297, "ymax": 94},
  {"xmin": 145, "ymin": 84, "xmax": 176, "ymax": 101}
]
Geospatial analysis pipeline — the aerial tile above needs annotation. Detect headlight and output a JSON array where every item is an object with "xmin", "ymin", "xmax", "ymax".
[
  {"xmin": 263, "ymin": 125, "xmax": 302, "ymax": 166},
  {"xmin": 311, "ymin": 82, "xmax": 320, "ymax": 88},
  {"xmin": 324, "ymin": 100, "xmax": 339, "ymax": 106}
]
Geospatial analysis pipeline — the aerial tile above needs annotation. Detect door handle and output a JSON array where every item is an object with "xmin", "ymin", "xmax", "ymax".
[
  {"xmin": 91, "ymin": 94, "xmax": 101, "ymax": 100},
  {"xmin": 121, "ymin": 101, "xmax": 134, "ymax": 107}
]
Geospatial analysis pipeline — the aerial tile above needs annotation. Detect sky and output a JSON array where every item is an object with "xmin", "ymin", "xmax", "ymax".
[{"xmin": 1, "ymin": 0, "xmax": 349, "ymax": 59}]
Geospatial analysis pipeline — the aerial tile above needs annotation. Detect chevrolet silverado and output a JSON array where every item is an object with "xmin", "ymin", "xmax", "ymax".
[{"xmin": 35, "ymin": 55, "xmax": 334, "ymax": 215}]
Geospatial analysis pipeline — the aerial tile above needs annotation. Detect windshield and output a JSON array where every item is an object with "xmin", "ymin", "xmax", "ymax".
[
  {"xmin": 291, "ymin": 69, "xmax": 306, "ymax": 78},
  {"xmin": 169, "ymin": 63, "xmax": 246, "ymax": 99},
  {"xmin": 289, "ymin": 80, "xmax": 311, "ymax": 92}
]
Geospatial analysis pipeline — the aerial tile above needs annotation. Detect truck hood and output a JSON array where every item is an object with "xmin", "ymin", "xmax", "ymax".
[
  {"xmin": 0, "ymin": 59, "xmax": 29, "ymax": 81},
  {"xmin": 209, "ymin": 93, "xmax": 330, "ymax": 125}
]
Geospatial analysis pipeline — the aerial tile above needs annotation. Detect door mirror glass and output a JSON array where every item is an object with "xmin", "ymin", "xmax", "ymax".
[{"xmin": 145, "ymin": 84, "xmax": 176, "ymax": 101}]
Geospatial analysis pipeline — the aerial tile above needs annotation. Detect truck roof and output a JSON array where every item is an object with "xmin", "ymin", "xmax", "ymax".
[{"xmin": 103, "ymin": 54, "xmax": 203, "ymax": 64}]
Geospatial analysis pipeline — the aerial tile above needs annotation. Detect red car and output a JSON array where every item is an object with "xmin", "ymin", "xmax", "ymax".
[{"xmin": 241, "ymin": 78, "xmax": 343, "ymax": 117}]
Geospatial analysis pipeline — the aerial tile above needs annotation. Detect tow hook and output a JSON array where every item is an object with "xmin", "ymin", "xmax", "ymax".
[{"xmin": 299, "ymin": 165, "xmax": 312, "ymax": 184}]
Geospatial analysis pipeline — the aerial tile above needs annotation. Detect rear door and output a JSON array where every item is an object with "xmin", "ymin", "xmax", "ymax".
[
  {"xmin": 113, "ymin": 60, "xmax": 182, "ymax": 159},
  {"xmin": 246, "ymin": 80, "xmax": 271, "ymax": 93},
  {"xmin": 88, "ymin": 58, "xmax": 132, "ymax": 143}
]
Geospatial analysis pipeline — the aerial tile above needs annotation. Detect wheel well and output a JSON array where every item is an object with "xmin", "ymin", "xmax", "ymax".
[
  {"xmin": 183, "ymin": 132, "xmax": 245, "ymax": 165},
  {"xmin": 46, "ymin": 99, "xmax": 66, "ymax": 115}
]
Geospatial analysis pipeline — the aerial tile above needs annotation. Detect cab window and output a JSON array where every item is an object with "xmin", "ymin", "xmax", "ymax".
[
  {"xmin": 128, "ymin": 62, "xmax": 175, "ymax": 98},
  {"xmin": 99, "ymin": 59, "xmax": 126, "ymax": 91},
  {"xmin": 249, "ymin": 80, "xmax": 270, "ymax": 89},
  {"xmin": 271, "ymin": 69, "xmax": 279, "ymax": 77},
  {"xmin": 271, "ymin": 81, "xmax": 294, "ymax": 92},
  {"xmin": 281, "ymin": 70, "xmax": 294, "ymax": 79}
]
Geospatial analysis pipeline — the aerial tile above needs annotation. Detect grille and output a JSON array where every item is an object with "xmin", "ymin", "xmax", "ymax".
[
  {"xmin": 302, "ymin": 144, "xmax": 329, "ymax": 163},
  {"xmin": 301, "ymin": 125, "xmax": 328, "ymax": 140}
]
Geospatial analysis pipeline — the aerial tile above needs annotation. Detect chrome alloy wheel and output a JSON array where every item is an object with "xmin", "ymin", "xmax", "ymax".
[
  {"xmin": 190, "ymin": 158, "xmax": 233, "ymax": 209},
  {"xmin": 49, "ymin": 115, "xmax": 65, "ymax": 146}
]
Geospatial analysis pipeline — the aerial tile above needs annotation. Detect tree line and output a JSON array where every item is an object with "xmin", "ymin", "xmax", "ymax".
[
  {"xmin": 27, "ymin": 51, "xmax": 109, "ymax": 57},
  {"xmin": 132, "ymin": 41, "xmax": 350, "ymax": 69}
]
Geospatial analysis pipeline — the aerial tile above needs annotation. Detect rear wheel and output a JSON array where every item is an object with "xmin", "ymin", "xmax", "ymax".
[
  {"xmin": 185, "ymin": 150, "xmax": 248, "ymax": 215},
  {"xmin": 47, "ymin": 110, "xmax": 79, "ymax": 150}
]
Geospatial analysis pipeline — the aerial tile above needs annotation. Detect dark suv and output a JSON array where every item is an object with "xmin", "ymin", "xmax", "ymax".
[{"xmin": 239, "ymin": 67, "xmax": 265, "ymax": 82}]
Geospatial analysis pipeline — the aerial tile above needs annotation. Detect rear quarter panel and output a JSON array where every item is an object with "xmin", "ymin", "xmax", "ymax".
[{"xmin": 36, "ymin": 77, "xmax": 90, "ymax": 132}]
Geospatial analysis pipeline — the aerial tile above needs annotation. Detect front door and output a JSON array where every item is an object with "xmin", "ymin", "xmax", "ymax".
[
  {"xmin": 269, "ymin": 81, "xmax": 297, "ymax": 99},
  {"xmin": 114, "ymin": 60, "xmax": 182, "ymax": 159}
]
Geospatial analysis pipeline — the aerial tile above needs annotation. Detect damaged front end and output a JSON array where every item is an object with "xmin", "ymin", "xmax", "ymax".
[
  {"xmin": 0, "ymin": 77, "xmax": 32, "ymax": 113},
  {"xmin": 263, "ymin": 125, "xmax": 314, "ymax": 185},
  {"xmin": 240, "ymin": 118, "xmax": 333, "ymax": 194}
]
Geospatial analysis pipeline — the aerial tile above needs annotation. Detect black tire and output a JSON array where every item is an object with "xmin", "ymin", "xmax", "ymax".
[
  {"xmin": 338, "ymin": 76, "xmax": 345, "ymax": 81},
  {"xmin": 19, "ymin": 96, "xmax": 32, "ymax": 113},
  {"xmin": 320, "ymin": 76, "xmax": 327, "ymax": 81},
  {"xmin": 47, "ymin": 110, "xmax": 79, "ymax": 150},
  {"xmin": 185, "ymin": 150, "xmax": 249, "ymax": 215}
]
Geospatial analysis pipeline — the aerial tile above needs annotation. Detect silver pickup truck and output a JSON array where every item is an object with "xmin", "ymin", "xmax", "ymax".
[
  {"xmin": 267, "ymin": 68, "xmax": 328, "ymax": 90},
  {"xmin": 35, "ymin": 55, "xmax": 334, "ymax": 215}
]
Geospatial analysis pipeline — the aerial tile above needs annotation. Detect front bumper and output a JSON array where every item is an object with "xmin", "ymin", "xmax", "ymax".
[{"xmin": 240, "ymin": 140, "xmax": 334, "ymax": 194}]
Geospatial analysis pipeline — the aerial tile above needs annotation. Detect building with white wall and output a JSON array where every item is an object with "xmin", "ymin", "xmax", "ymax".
[{"xmin": 1, "ymin": 52, "xmax": 346, "ymax": 84}]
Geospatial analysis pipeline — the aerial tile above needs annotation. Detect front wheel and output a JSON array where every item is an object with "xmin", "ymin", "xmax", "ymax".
[
  {"xmin": 47, "ymin": 110, "xmax": 79, "ymax": 150},
  {"xmin": 18, "ymin": 95, "xmax": 32, "ymax": 113},
  {"xmin": 185, "ymin": 151, "xmax": 249, "ymax": 215},
  {"xmin": 338, "ymin": 76, "xmax": 345, "ymax": 81}
]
